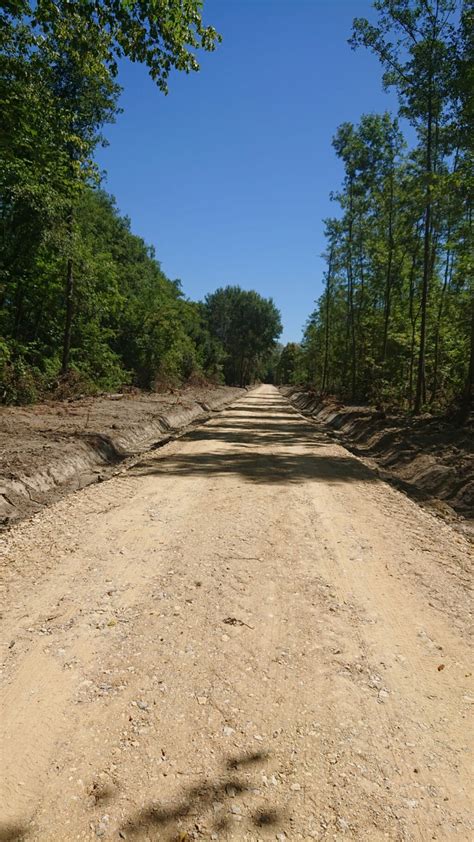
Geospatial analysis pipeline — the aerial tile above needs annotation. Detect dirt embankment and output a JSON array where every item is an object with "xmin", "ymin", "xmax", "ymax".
[
  {"xmin": 0, "ymin": 386, "xmax": 245, "ymax": 526},
  {"xmin": 282, "ymin": 386, "xmax": 474, "ymax": 530}
]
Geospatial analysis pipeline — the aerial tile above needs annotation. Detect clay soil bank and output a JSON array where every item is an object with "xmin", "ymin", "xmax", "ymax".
[
  {"xmin": 0, "ymin": 385, "xmax": 245, "ymax": 526},
  {"xmin": 282, "ymin": 387, "xmax": 473, "ymax": 537}
]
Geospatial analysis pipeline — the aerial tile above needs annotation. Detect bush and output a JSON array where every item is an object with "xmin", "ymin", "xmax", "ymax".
[{"xmin": 0, "ymin": 344, "xmax": 41, "ymax": 404}]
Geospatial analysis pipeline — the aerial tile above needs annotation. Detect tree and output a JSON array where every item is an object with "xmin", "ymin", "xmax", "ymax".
[
  {"xmin": 204, "ymin": 286, "xmax": 282, "ymax": 386},
  {"xmin": 299, "ymin": 102, "xmax": 469, "ymax": 411},
  {"xmin": 351, "ymin": 0, "xmax": 462, "ymax": 413},
  {"xmin": 26, "ymin": 0, "xmax": 221, "ymax": 93},
  {"xmin": 0, "ymin": 183, "xmax": 234, "ymax": 401},
  {"xmin": 2, "ymin": 0, "xmax": 221, "ymax": 377},
  {"xmin": 297, "ymin": 2, "xmax": 470, "ymax": 415},
  {"xmin": 276, "ymin": 343, "xmax": 305, "ymax": 385}
]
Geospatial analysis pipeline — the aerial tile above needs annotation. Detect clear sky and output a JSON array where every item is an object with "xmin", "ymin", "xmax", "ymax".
[{"xmin": 95, "ymin": 0, "xmax": 398, "ymax": 343}]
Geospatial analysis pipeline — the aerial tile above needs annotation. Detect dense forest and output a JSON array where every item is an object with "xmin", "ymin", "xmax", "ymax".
[
  {"xmin": 1, "ymin": 0, "xmax": 472, "ymax": 412},
  {"xmin": 280, "ymin": 0, "xmax": 472, "ymax": 416},
  {"xmin": 0, "ymin": 0, "xmax": 281, "ymax": 402}
]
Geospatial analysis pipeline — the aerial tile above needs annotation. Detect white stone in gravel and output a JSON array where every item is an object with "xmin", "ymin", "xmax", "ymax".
[{"xmin": 337, "ymin": 817, "xmax": 350, "ymax": 831}]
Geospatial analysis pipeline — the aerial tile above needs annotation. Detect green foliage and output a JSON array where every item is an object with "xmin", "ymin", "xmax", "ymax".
[
  {"xmin": 298, "ymin": 1, "xmax": 472, "ymax": 413},
  {"xmin": 0, "ymin": 340, "xmax": 40, "ymax": 404},
  {"xmin": 274, "ymin": 343, "xmax": 306, "ymax": 385},
  {"xmin": 20, "ymin": 0, "xmax": 222, "ymax": 93},
  {"xmin": 3, "ymin": 1, "xmax": 221, "ymax": 92},
  {"xmin": 204, "ymin": 286, "xmax": 282, "ymax": 386},
  {"xmin": 1, "ymin": 0, "xmax": 228, "ymax": 403},
  {"xmin": 0, "ymin": 186, "xmax": 274, "ymax": 401}
]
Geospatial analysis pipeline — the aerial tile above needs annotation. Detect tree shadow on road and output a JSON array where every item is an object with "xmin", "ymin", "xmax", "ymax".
[
  {"xmin": 119, "ymin": 750, "xmax": 286, "ymax": 841},
  {"xmin": 0, "ymin": 824, "xmax": 28, "ymax": 842},
  {"xmin": 131, "ymin": 392, "xmax": 379, "ymax": 486},
  {"xmin": 184, "ymin": 422, "xmax": 328, "ymax": 449},
  {"xmin": 133, "ymin": 449, "xmax": 376, "ymax": 485},
  {"xmin": 132, "ymin": 409, "xmax": 377, "ymax": 485}
]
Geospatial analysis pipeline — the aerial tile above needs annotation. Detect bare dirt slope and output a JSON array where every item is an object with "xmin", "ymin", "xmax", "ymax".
[
  {"xmin": 0, "ymin": 385, "xmax": 472, "ymax": 842},
  {"xmin": 281, "ymin": 388, "xmax": 473, "ymax": 529},
  {"xmin": 0, "ymin": 386, "xmax": 244, "ymax": 526}
]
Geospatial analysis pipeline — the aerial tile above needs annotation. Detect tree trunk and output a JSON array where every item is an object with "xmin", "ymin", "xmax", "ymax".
[
  {"xmin": 431, "ymin": 247, "xmax": 452, "ymax": 404},
  {"xmin": 33, "ymin": 298, "xmax": 45, "ymax": 342},
  {"xmin": 408, "ymin": 238, "xmax": 421, "ymax": 410},
  {"xmin": 381, "ymin": 168, "xmax": 395, "ymax": 363},
  {"xmin": 458, "ymin": 293, "xmax": 474, "ymax": 422},
  {"xmin": 347, "ymin": 177, "xmax": 357, "ymax": 401},
  {"xmin": 61, "ymin": 209, "xmax": 74, "ymax": 375},
  {"xmin": 12, "ymin": 281, "xmax": 24, "ymax": 339},
  {"xmin": 238, "ymin": 350, "xmax": 246, "ymax": 387},
  {"xmin": 321, "ymin": 245, "xmax": 334, "ymax": 394},
  {"xmin": 414, "ymin": 103, "xmax": 433, "ymax": 415}
]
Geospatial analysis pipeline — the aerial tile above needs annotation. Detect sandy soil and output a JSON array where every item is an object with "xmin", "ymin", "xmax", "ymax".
[{"xmin": 0, "ymin": 385, "xmax": 472, "ymax": 841}]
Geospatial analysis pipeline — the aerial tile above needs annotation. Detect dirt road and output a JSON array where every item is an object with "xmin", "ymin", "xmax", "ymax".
[{"xmin": 1, "ymin": 385, "xmax": 472, "ymax": 841}]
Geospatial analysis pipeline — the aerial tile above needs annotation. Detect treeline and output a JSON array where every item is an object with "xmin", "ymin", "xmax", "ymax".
[
  {"xmin": 1, "ymin": 1, "xmax": 281, "ymax": 402},
  {"xmin": 282, "ymin": 1, "xmax": 472, "ymax": 415},
  {"xmin": 1, "ymin": 186, "xmax": 281, "ymax": 400}
]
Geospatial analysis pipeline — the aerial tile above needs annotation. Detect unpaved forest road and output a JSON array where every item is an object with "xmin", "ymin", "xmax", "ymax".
[{"xmin": 1, "ymin": 385, "xmax": 472, "ymax": 842}]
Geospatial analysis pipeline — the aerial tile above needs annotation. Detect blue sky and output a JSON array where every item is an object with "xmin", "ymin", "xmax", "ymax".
[{"xmin": 96, "ymin": 0, "xmax": 399, "ymax": 343}]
